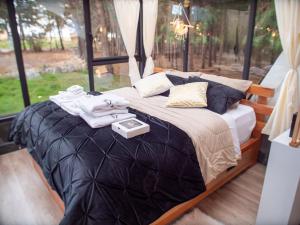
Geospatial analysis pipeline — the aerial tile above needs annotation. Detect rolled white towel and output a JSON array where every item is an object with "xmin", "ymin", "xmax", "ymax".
[
  {"xmin": 78, "ymin": 94, "xmax": 130, "ymax": 113},
  {"xmin": 66, "ymin": 85, "xmax": 84, "ymax": 95},
  {"xmin": 57, "ymin": 91, "xmax": 86, "ymax": 99},
  {"xmin": 80, "ymin": 112, "xmax": 136, "ymax": 128}
]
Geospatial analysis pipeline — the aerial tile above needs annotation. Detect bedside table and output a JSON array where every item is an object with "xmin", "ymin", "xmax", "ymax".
[{"xmin": 256, "ymin": 129, "xmax": 300, "ymax": 225}]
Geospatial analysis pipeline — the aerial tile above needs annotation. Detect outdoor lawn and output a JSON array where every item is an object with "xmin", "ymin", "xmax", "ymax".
[{"xmin": 0, "ymin": 72, "xmax": 130, "ymax": 115}]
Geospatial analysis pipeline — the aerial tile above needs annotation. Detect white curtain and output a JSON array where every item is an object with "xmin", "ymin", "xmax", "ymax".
[
  {"xmin": 258, "ymin": 53, "xmax": 300, "ymax": 106},
  {"xmin": 113, "ymin": 0, "xmax": 141, "ymax": 85},
  {"xmin": 142, "ymin": 0, "xmax": 158, "ymax": 77},
  {"xmin": 262, "ymin": 0, "xmax": 300, "ymax": 140}
]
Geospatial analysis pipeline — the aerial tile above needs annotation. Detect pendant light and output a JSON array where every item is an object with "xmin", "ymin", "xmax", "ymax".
[{"xmin": 170, "ymin": 2, "xmax": 193, "ymax": 40}]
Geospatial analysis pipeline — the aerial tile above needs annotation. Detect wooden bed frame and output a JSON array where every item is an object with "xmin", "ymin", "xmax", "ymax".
[{"xmin": 30, "ymin": 70, "xmax": 275, "ymax": 225}]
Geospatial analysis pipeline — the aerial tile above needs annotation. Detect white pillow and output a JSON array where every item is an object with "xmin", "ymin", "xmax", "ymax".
[
  {"xmin": 135, "ymin": 72, "xmax": 174, "ymax": 98},
  {"xmin": 200, "ymin": 73, "xmax": 252, "ymax": 93}
]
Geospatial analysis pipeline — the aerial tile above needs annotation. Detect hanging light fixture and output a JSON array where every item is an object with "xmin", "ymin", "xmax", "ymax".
[{"xmin": 170, "ymin": 2, "xmax": 193, "ymax": 40}]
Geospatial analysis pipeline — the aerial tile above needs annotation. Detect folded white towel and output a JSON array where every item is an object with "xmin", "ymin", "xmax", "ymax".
[
  {"xmin": 80, "ymin": 112, "xmax": 136, "ymax": 128},
  {"xmin": 49, "ymin": 86, "xmax": 134, "ymax": 123},
  {"xmin": 84, "ymin": 109, "xmax": 129, "ymax": 117},
  {"xmin": 78, "ymin": 94, "xmax": 130, "ymax": 113},
  {"xmin": 50, "ymin": 89, "xmax": 87, "ymax": 116},
  {"xmin": 60, "ymin": 101, "xmax": 83, "ymax": 116}
]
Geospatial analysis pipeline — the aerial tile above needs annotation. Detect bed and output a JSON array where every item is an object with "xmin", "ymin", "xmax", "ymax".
[{"xmin": 9, "ymin": 69, "xmax": 274, "ymax": 225}]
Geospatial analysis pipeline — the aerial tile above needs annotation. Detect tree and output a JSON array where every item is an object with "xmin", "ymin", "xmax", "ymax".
[
  {"xmin": 44, "ymin": 11, "xmax": 56, "ymax": 51},
  {"xmin": 189, "ymin": 6, "xmax": 218, "ymax": 69},
  {"xmin": 0, "ymin": 1, "xmax": 8, "ymax": 34},
  {"xmin": 0, "ymin": 1, "xmax": 15, "ymax": 51},
  {"xmin": 154, "ymin": 1, "xmax": 185, "ymax": 69},
  {"xmin": 14, "ymin": 0, "xmax": 43, "ymax": 51},
  {"xmin": 54, "ymin": 15, "xmax": 65, "ymax": 50},
  {"xmin": 252, "ymin": 0, "xmax": 282, "ymax": 66},
  {"xmin": 88, "ymin": 0, "xmax": 113, "ymax": 57},
  {"xmin": 65, "ymin": 0, "xmax": 87, "ymax": 58}
]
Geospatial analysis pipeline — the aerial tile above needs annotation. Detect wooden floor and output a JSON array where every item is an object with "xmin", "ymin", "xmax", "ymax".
[
  {"xmin": 0, "ymin": 150, "xmax": 63, "ymax": 225},
  {"xmin": 0, "ymin": 150, "xmax": 265, "ymax": 225},
  {"xmin": 197, "ymin": 163, "xmax": 265, "ymax": 225}
]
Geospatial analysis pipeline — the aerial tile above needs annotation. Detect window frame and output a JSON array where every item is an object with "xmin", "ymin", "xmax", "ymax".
[
  {"xmin": 0, "ymin": 0, "xmax": 257, "ymax": 120},
  {"xmin": 84, "ymin": 0, "xmax": 146, "ymax": 91}
]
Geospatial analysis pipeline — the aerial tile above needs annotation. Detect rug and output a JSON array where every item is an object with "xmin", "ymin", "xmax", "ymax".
[{"xmin": 172, "ymin": 208, "xmax": 224, "ymax": 225}]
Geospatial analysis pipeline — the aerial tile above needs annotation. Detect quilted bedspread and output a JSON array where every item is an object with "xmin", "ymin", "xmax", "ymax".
[{"xmin": 9, "ymin": 101, "xmax": 205, "ymax": 225}]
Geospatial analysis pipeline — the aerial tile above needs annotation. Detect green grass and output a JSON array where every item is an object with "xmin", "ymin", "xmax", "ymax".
[
  {"xmin": 0, "ymin": 72, "xmax": 130, "ymax": 115},
  {"xmin": 0, "ymin": 40, "xmax": 10, "ymax": 49}
]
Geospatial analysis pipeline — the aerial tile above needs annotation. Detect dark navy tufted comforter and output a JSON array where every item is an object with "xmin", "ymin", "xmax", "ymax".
[{"xmin": 9, "ymin": 101, "xmax": 205, "ymax": 225}]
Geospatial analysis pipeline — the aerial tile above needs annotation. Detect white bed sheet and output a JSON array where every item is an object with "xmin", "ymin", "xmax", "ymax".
[{"xmin": 219, "ymin": 104, "xmax": 256, "ymax": 158}]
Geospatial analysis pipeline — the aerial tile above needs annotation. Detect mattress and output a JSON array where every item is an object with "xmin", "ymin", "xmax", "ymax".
[{"xmin": 219, "ymin": 104, "xmax": 256, "ymax": 157}]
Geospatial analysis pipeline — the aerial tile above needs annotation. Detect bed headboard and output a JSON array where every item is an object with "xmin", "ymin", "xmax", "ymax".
[{"xmin": 153, "ymin": 67, "xmax": 275, "ymax": 138}]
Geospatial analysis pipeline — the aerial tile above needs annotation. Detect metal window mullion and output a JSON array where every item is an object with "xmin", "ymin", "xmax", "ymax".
[
  {"xmin": 242, "ymin": 0, "xmax": 257, "ymax": 80},
  {"xmin": 138, "ymin": 0, "xmax": 146, "ymax": 76},
  {"xmin": 183, "ymin": 4, "xmax": 191, "ymax": 72},
  {"xmin": 6, "ymin": 0, "xmax": 30, "ymax": 106},
  {"xmin": 83, "ymin": 0, "xmax": 95, "ymax": 91}
]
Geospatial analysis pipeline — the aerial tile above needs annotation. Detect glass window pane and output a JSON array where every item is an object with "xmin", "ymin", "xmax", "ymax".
[
  {"xmin": 94, "ymin": 63, "xmax": 130, "ymax": 92},
  {"xmin": 188, "ymin": 0, "xmax": 250, "ymax": 79},
  {"xmin": 90, "ymin": 0, "xmax": 127, "ymax": 58},
  {"xmin": 14, "ymin": 0, "xmax": 89, "ymax": 103},
  {"xmin": 153, "ymin": 0, "xmax": 184, "ymax": 70},
  {"xmin": 0, "ymin": 0, "xmax": 24, "ymax": 116},
  {"xmin": 250, "ymin": 0, "xmax": 282, "ymax": 84}
]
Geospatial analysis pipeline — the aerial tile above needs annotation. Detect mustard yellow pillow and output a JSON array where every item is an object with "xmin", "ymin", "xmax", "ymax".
[{"xmin": 166, "ymin": 82, "xmax": 208, "ymax": 108}]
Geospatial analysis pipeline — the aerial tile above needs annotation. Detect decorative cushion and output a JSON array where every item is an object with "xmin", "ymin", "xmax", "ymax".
[
  {"xmin": 166, "ymin": 82, "xmax": 208, "ymax": 108},
  {"xmin": 134, "ymin": 72, "xmax": 174, "ymax": 98},
  {"xmin": 160, "ymin": 75, "xmax": 187, "ymax": 97},
  {"xmin": 200, "ymin": 73, "xmax": 252, "ymax": 93},
  {"xmin": 187, "ymin": 76, "xmax": 245, "ymax": 114}
]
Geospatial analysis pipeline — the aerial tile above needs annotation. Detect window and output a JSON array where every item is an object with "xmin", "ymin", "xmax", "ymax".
[
  {"xmin": 94, "ymin": 63, "xmax": 130, "ymax": 92},
  {"xmin": 90, "ymin": 0, "xmax": 127, "ymax": 58},
  {"xmin": 0, "ymin": 0, "xmax": 23, "ymax": 116},
  {"xmin": 249, "ymin": 0, "xmax": 282, "ymax": 83},
  {"xmin": 0, "ymin": 0, "xmax": 282, "ymax": 117},
  {"xmin": 14, "ymin": 0, "xmax": 89, "ymax": 105},
  {"xmin": 188, "ymin": 0, "xmax": 250, "ymax": 79},
  {"xmin": 90, "ymin": 0, "xmax": 135, "ymax": 90},
  {"xmin": 153, "ymin": 0, "xmax": 184, "ymax": 70}
]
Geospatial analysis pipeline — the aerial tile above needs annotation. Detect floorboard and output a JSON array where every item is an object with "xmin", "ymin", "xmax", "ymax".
[
  {"xmin": 0, "ymin": 150, "xmax": 63, "ymax": 225},
  {"xmin": 0, "ymin": 150, "xmax": 265, "ymax": 225},
  {"xmin": 197, "ymin": 163, "xmax": 265, "ymax": 225}
]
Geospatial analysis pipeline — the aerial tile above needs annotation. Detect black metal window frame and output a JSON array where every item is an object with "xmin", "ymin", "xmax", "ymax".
[
  {"xmin": 84, "ymin": 0, "xmax": 146, "ymax": 92},
  {"xmin": 1, "ymin": 0, "xmax": 257, "ymax": 123}
]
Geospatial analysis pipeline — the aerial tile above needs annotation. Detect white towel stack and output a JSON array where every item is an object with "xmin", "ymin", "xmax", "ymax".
[
  {"xmin": 77, "ymin": 94, "xmax": 136, "ymax": 128},
  {"xmin": 49, "ymin": 85, "xmax": 136, "ymax": 128},
  {"xmin": 49, "ymin": 85, "xmax": 87, "ymax": 116}
]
